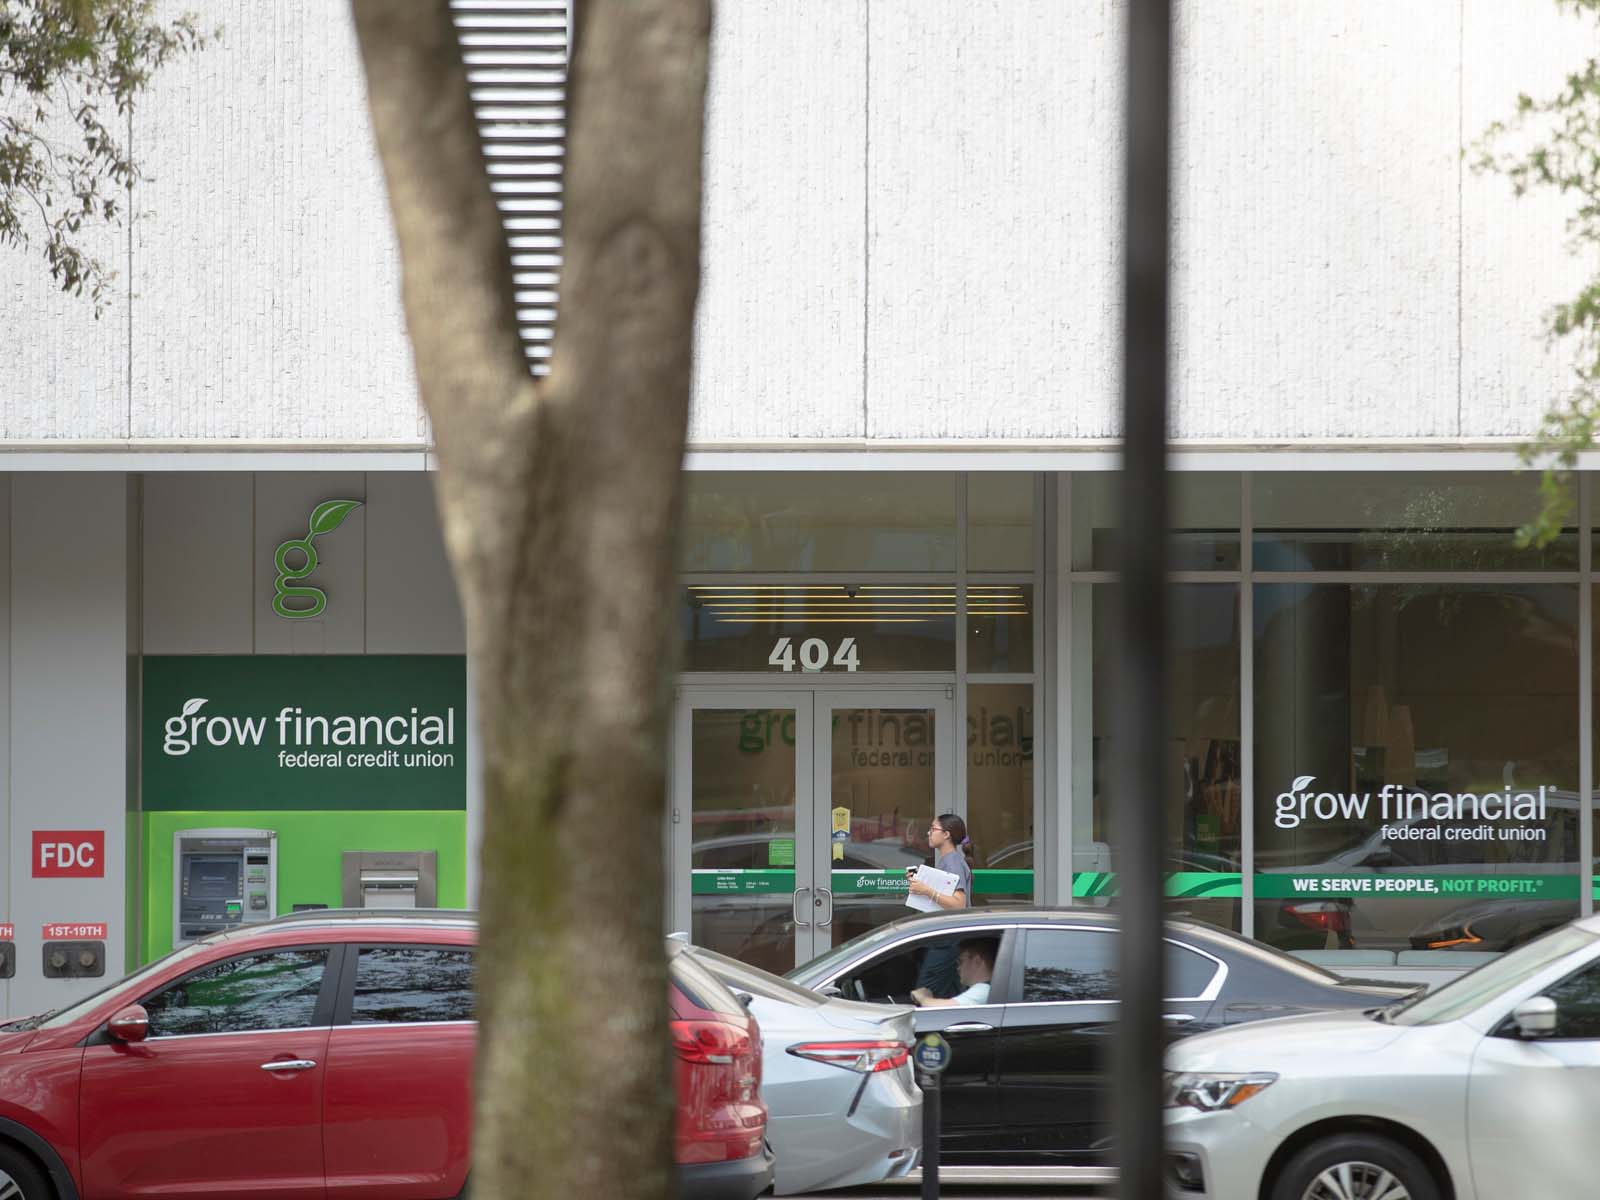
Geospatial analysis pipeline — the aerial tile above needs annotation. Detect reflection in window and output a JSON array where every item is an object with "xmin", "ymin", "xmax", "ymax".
[
  {"xmin": 143, "ymin": 949, "xmax": 327, "ymax": 1037},
  {"xmin": 683, "ymin": 472, "xmax": 957, "ymax": 572},
  {"xmin": 1544, "ymin": 962, "xmax": 1600, "ymax": 1039},
  {"xmin": 1253, "ymin": 583, "xmax": 1579, "ymax": 954},
  {"xmin": 351, "ymin": 947, "xmax": 475, "ymax": 1024},
  {"xmin": 968, "ymin": 683, "xmax": 1033, "ymax": 905},
  {"xmin": 1022, "ymin": 930, "xmax": 1118, "ymax": 1002},
  {"xmin": 1252, "ymin": 472, "xmax": 1576, "ymax": 571},
  {"xmin": 1084, "ymin": 584, "xmax": 1243, "ymax": 931},
  {"xmin": 1021, "ymin": 931, "xmax": 1218, "ymax": 1001}
]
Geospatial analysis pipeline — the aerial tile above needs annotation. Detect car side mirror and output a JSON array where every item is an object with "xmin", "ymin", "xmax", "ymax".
[
  {"xmin": 1512, "ymin": 995, "xmax": 1558, "ymax": 1039},
  {"xmin": 108, "ymin": 1004, "xmax": 150, "ymax": 1043},
  {"xmin": 817, "ymin": 984, "xmax": 843, "ymax": 999}
]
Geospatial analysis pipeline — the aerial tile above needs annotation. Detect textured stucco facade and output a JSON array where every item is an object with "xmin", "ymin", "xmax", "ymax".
[{"xmin": 1, "ymin": 0, "xmax": 1593, "ymax": 450}]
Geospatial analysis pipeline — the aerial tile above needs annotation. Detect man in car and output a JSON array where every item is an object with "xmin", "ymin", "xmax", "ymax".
[{"xmin": 910, "ymin": 938, "xmax": 996, "ymax": 1007}]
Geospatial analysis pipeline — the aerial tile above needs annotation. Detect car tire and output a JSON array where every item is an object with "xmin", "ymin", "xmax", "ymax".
[
  {"xmin": 1269, "ymin": 1133, "xmax": 1439, "ymax": 1200},
  {"xmin": 0, "ymin": 1143, "xmax": 53, "ymax": 1200}
]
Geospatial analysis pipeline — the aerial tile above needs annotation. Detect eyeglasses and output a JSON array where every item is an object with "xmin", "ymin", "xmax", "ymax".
[{"xmin": 928, "ymin": 825, "xmax": 945, "ymax": 834}]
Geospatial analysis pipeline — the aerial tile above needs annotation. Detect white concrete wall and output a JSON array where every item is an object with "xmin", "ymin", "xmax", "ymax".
[
  {"xmin": 0, "ymin": 0, "xmax": 1592, "ymax": 446},
  {"xmin": 7, "ymin": 476, "xmax": 133, "ymax": 1017}
]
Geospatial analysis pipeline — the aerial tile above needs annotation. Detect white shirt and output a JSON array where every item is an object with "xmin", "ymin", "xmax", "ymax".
[{"xmin": 954, "ymin": 980, "xmax": 991, "ymax": 1006}]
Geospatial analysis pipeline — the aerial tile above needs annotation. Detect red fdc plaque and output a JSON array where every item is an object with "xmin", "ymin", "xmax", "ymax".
[{"xmin": 32, "ymin": 831, "xmax": 106, "ymax": 878}]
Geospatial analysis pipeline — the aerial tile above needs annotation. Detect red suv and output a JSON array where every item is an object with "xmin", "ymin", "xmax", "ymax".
[{"xmin": 0, "ymin": 911, "xmax": 772, "ymax": 1200}]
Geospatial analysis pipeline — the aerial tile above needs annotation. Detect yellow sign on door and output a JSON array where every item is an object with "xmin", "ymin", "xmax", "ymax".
[{"xmin": 831, "ymin": 805, "xmax": 851, "ymax": 862}]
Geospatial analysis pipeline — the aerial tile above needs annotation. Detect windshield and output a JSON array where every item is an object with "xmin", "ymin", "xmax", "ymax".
[
  {"xmin": 694, "ymin": 946, "xmax": 827, "ymax": 1009},
  {"xmin": 31, "ymin": 940, "xmax": 214, "ymax": 1031},
  {"xmin": 1387, "ymin": 925, "xmax": 1599, "ymax": 1027}
]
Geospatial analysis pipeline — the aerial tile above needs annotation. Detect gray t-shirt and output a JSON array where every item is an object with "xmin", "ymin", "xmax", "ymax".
[{"xmin": 938, "ymin": 850, "xmax": 972, "ymax": 905}]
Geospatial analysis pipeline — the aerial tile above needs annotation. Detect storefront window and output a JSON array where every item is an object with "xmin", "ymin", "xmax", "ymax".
[
  {"xmin": 1253, "ymin": 583, "xmax": 1579, "ymax": 954},
  {"xmin": 1253, "ymin": 472, "xmax": 1577, "ymax": 571},
  {"xmin": 967, "ymin": 683, "xmax": 1034, "ymax": 905},
  {"xmin": 680, "ymin": 584, "xmax": 957, "ymax": 672},
  {"xmin": 682, "ymin": 472, "xmax": 957, "ymax": 572},
  {"xmin": 1071, "ymin": 473, "xmax": 1241, "ymax": 571},
  {"xmin": 968, "ymin": 474, "xmax": 1035, "ymax": 571},
  {"xmin": 1080, "ymin": 583, "xmax": 1243, "ymax": 930},
  {"xmin": 967, "ymin": 584, "xmax": 1033, "ymax": 673}
]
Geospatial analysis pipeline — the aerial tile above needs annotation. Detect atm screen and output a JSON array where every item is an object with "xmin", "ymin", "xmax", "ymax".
[{"xmin": 185, "ymin": 856, "xmax": 241, "ymax": 900}]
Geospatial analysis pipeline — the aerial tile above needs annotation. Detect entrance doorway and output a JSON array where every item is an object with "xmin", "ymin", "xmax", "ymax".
[{"xmin": 671, "ymin": 687, "xmax": 954, "ymax": 973}]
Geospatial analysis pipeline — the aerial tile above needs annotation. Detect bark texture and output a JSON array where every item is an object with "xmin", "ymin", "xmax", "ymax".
[{"xmin": 350, "ymin": 2, "xmax": 711, "ymax": 1196}]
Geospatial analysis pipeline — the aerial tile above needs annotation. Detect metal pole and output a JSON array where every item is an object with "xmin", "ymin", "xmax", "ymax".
[
  {"xmin": 1114, "ymin": 0, "xmax": 1172, "ymax": 1197},
  {"xmin": 918, "ymin": 1067, "xmax": 941, "ymax": 1200}
]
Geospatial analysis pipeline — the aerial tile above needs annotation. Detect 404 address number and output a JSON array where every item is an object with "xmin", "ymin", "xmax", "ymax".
[{"xmin": 768, "ymin": 636, "xmax": 860, "ymax": 673}]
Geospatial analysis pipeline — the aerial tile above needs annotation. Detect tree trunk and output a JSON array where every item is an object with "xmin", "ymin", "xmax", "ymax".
[{"xmin": 349, "ymin": 3, "xmax": 711, "ymax": 1197}]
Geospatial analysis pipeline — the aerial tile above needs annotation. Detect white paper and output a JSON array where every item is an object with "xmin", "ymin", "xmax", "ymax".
[{"xmin": 904, "ymin": 864, "xmax": 959, "ymax": 912}]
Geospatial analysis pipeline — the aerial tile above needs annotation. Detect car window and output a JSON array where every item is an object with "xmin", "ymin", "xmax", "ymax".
[
  {"xmin": 836, "ymin": 933, "xmax": 995, "ymax": 1004},
  {"xmin": 29, "ymin": 940, "xmax": 213, "ymax": 1031},
  {"xmin": 1023, "ymin": 929, "xmax": 1118, "ymax": 1001},
  {"xmin": 1020, "ymin": 930, "xmax": 1218, "ymax": 1002},
  {"xmin": 1541, "ymin": 959, "xmax": 1600, "ymax": 1039},
  {"xmin": 1167, "ymin": 943, "xmax": 1221, "ymax": 998},
  {"xmin": 142, "ymin": 948, "xmax": 329, "ymax": 1038},
  {"xmin": 350, "ymin": 946, "xmax": 475, "ymax": 1025}
]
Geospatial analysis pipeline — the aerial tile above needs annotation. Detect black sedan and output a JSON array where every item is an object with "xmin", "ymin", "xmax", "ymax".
[{"xmin": 784, "ymin": 907, "xmax": 1417, "ymax": 1175}]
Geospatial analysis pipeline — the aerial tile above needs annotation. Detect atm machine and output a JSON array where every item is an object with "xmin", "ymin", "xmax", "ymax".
[
  {"xmin": 173, "ymin": 829, "xmax": 277, "ymax": 944},
  {"xmin": 342, "ymin": 851, "xmax": 438, "ymax": 909}
]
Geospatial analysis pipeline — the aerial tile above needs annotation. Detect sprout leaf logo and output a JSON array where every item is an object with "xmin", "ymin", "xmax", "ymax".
[
  {"xmin": 182, "ymin": 698, "xmax": 208, "ymax": 718},
  {"xmin": 1291, "ymin": 775, "xmax": 1316, "ymax": 793},
  {"xmin": 273, "ymin": 500, "xmax": 362, "ymax": 620}
]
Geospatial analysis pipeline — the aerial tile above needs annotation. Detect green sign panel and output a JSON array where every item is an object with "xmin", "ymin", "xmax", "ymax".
[
  {"xmin": 690, "ymin": 868, "xmax": 1035, "ymax": 896},
  {"xmin": 143, "ymin": 656, "xmax": 466, "ymax": 811},
  {"xmin": 1254, "ymin": 873, "xmax": 1580, "ymax": 900},
  {"xmin": 1071, "ymin": 871, "xmax": 1585, "ymax": 902}
]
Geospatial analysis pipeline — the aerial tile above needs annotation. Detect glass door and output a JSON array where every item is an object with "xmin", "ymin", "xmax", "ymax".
[
  {"xmin": 675, "ymin": 693, "xmax": 814, "ymax": 976},
  {"xmin": 673, "ymin": 687, "xmax": 953, "ymax": 971},
  {"xmin": 813, "ymin": 690, "xmax": 954, "ymax": 953}
]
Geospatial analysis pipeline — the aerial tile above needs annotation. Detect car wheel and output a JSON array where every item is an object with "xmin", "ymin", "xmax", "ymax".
[
  {"xmin": 1270, "ymin": 1134, "xmax": 1438, "ymax": 1200},
  {"xmin": 0, "ymin": 1144, "xmax": 52, "ymax": 1200}
]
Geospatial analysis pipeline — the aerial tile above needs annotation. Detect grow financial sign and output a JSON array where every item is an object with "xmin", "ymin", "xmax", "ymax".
[
  {"xmin": 143, "ymin": 656, "xmax": 466, "ymax": 812},
  {"xmin": 1274, "ymin": 775, "xmax": 1552, "ymax": 842}
]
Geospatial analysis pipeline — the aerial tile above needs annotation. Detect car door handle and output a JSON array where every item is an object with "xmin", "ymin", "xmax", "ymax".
[
  {"xmin": 260, "ymin": 1059, "xmax": 318, "ymax": 1072},
  {"xmin": 1163, "ymin": 1014, "xmax": 1195, "ymax": 1024},
  {"xmin": 944, "ymin": 1022, "xmax": 993, "ymax": 1034}
]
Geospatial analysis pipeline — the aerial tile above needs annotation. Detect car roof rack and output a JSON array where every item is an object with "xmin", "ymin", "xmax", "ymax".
[{"xmin": 268, "ymin": 908, "xmax": 478, "ymax": 924}]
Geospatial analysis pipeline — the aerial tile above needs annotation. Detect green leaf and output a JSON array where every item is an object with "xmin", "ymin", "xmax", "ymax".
[{"xmin": 308, "ymin": 499, "xmax": 362, "ymax": 538}]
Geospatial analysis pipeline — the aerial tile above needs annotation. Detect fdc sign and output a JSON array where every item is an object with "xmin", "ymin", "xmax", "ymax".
[{"xmin": 32, "ymin": 831, "xmax": 105, "ymax": 878}]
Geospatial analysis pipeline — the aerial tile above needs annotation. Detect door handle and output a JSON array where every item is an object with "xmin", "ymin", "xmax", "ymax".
[
  {"xmin": 260, "ymin": 1059, "xmax": 317, "ymax": 1072},
  {"xmin": 944, "ymin": 1022, "xmax": 993, "ymax": 1034},
  {"xmin": 792, "ymin": 886, "xmax": 812, "ymax": 928},
  {"xmin": 815, "ymin": 887, "xmax": 834, "ymax": 928},
  {"xmin": 1163, "ymin": 1014, "xmax": 1196, "ymax": 1024}
]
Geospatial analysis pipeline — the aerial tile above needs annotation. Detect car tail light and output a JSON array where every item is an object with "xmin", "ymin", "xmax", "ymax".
[
  {"xmin": 673, "ymin": 1020, "xmax": 750, "ymax": 1066},
  {"xmin": 1283, "ymin": 901, "xmax": 1351, "ymax": 934},
  {"xmin": 787, "ymin": 1039, "xmax": 910, "ymax": 1074}
]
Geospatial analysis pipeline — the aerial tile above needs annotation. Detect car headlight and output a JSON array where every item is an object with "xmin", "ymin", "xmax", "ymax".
[{"xmin": 1163, "ymin": 1071, "xmax": 1277, "ymax": 1112}]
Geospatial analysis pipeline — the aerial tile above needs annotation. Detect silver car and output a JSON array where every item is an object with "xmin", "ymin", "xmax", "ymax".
[
  {"xmin": 687, "ymin": 943, "xmax": 922, "ymax": 1195},
  {"xmin": 1165, "ymin": 913, "xmax": 1600, "ymax": 1200}
]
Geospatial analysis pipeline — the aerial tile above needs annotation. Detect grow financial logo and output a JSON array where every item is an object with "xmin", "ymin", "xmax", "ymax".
[{"xmin": 273, "ymin": 500, "xmax": 362, "ymax": 620}]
